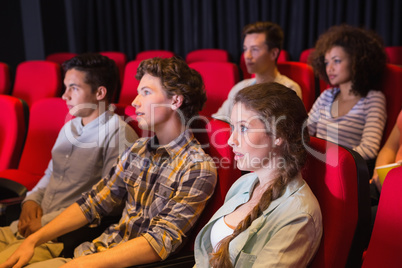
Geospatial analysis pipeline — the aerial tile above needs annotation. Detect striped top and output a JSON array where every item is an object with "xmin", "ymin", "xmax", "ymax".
[
  {"xmin": 308, "ymin": 88, "xmax": 387, "ymax": 160},
  {"xmin": 75, "ymin": 129, "xmax": 217, "ymax": 260}
]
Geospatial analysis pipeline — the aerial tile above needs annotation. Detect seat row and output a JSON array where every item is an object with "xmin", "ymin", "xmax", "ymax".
[
  {"xmin": 2, "ymin": 58, "xmax": 400, "ymax": 148},
  {"xmin": 0, "ymin": 94, "xmax": 386, "ymax": 267}
]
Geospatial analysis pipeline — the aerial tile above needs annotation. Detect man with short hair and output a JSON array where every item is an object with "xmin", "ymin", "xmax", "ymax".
[
  {"xmin": 213, "ymin": 21, "xmax": 302, "ymax": 122},
  {"xmin": 0, "ymin": 53, "xmax": 138, "ymax": 263}
]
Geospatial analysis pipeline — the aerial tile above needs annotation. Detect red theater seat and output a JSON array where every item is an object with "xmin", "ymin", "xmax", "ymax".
[
  {"xmin": 299, "ymin": 48, "xmax": 315, "ymax": 63},
  {"xmin": 385, "ymin": 46, "xmax": 402, "ymax": 66},
  {"xmin": 0, "ymin": 62, "xmax": 11, "ymax": 95},
  {"xmin": 99, "ymin": 51, "xmax": 127, "ymax": 98},
  {"xmin": 361, "ymin": 166, "xmax": 402, "ymax": 268},
  {"xmin": 189, "ymin": 61, "xmax": 239, "ymax": 117},
  {"xmin": 381, "ymin": 64, "xmax": 402, "ymax": 144},
  {"xmin": 12, "ymin": 61, "xmax": 62, "ymax": 108},
  {"xmin": 46, "ymin": 52, "xmax": 78, "ymax": 65},
  {"xmin": 117, "ymin": 60, "xmax": 141, "ymax": 106},
  {"xmin": 303, "ymin": 137, "xmax": 371, "ymax": 267},
  {"xmin": 186, "ymin": 49, "xmax": 229, "ymax": 64},
  {"xmin": 0, "ymin": 98, "xmax": 69, "ymax": 191},
  {"xmin": 277, "ymin": 61, "xmax": 316, "ymax": 112},
  {"xmin": 0, "ymin": 96, "xmax": 28, "ymax": 171},
  {"xmin": 135, "ymin": 50, "xmax": 175, "ymax": 61}
]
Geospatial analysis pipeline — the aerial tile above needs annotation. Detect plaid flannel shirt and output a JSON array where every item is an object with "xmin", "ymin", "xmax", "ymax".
[{"xmin": 75, "ymin": 129, "xmax": 217, "ymax": 259}]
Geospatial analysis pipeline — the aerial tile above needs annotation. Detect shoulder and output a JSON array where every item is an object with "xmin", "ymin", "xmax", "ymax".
[
  {"xmin": 107, "ymin": 112, "xmax": 138, "ymax": 134},
  {"xmin": 361, "ymin": 90, "xmax": 386, "ymax": 109},
  {"xmin": 290, "ymin": 179, "xmax": 321, "ymax": 215},
  {"xmin": 365, "ymin": 90, "xmax": 386, "ymax": 101},
  {"xmin": 276, "ymin": 74, "xmax": 299, "ymax": 89},
  {"xmin": 317, "ymin": 88, "xmax": 338, "ymax": 103},
  {"xmin": 267, "ymin": 178, "xmax": 321, "ymax": 232},
  {"xmin": 184, "ymin": 139, "xmax": 217, "ymax": 172},
  {"xmin": 225, "ymin": 172, "xmax": 256, "ymax": 199},
  {"xmin": 233, "ymin": 78, "xmax": 256, "ymax": 90}
]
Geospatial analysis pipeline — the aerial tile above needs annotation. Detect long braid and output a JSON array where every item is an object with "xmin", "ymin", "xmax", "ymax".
[
  {"xmin": 209, "ymin": 175, "xmax": 287, "ymax": 267},
  {"xmin": 209, "ymin": 82, "xmax": 309, "ymax": 267}
]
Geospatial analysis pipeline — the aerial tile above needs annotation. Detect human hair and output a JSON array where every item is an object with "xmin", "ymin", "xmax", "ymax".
[
  {"xmin": 62, "ymin": 53, "xmax": 119, "ymax": 103},
  {"xmin": 210, "ymin": 82, "xmax": 309, "ymax": 267},
  {"xmin": 310, "ymin": 24, "xmax": 386, "ymax": 96},
  {"xmin": 242, "ymin": 21, "xmax": 284, "ymax": 59},
  {"xmin": 135, "ymin": 57, "xmax": 207, "ymax": 123}
]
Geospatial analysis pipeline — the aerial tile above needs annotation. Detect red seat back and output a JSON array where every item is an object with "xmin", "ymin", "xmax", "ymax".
[
  {"xmin": 186, "ymin": 49, "xmax": 229, "ymax": 64},
  {"xmin": 299, "ymin": 48, "xmax": 315, "ymax": 63},
  {"xmin": 0, "ymin": 62, "xmax": 11, "ymax": 95},
  {"xmin": 277, "ymin": 61, "xmax": 316, "ymax": 112},
  {"xmin": 303, "ymin": 137, "xmax": 370, "ymax": 267},
  {"xmin": 189, "ymin": 62, "xmax": 239, "ymax": 117},
  {"xmin": 135, "ymin": 50, "xmax": 175, "ymax": 61},
  {"xmin": 381, "ymin": 64, "xmax": 402, "ymax": 144},
  {"xmin": 362, "ymin": 166, "xmax": 402, "ymax": 268},
  {"xmin": 12, "ymin": 61, "xmax": 62, "ymax": 107},
  {"xmin": 385, "ymin": 46, "xmax": 402, "ymax": 66},
  {"xmin": 10, "ymin": 98, "xmax": 69, "ymax": 190},
  {"xmin": 99, "ymin": 51, "xmax": 127, "ymax": 91},
  {"xmin": 46, "ymin": 52, "xmax": 78, "ymax": 65},
  {"xmin": 118, "ymin": 60, "xmax": 142, "ymax": 106},
  {"xmin": 0, "ymin": 96, "xmax": 27, "ymax": 171}
]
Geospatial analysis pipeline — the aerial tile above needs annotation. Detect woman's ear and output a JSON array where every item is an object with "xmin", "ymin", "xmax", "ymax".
[
  {"xmin": 171, "ymin": 95, "xmax": 184, "ymax": 110},
  {"xmin": 96, "ymin": 86, "xmax": 107, "ymax": 101}
]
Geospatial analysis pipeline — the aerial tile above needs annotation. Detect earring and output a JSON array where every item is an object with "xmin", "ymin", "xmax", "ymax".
[{"xmin": 275, "ymin": 139, "xmax": 280, "ymax": 146}]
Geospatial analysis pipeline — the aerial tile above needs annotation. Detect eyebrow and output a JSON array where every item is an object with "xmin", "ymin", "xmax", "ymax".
[{"xmin": 66, "ymin": 83, "xmax": 79, "ymax": 87}]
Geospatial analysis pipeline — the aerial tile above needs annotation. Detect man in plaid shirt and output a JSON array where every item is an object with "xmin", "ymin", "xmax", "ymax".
[{"xmin": 1, "ymin": 57, "xmax": 217, "ymax": 268}]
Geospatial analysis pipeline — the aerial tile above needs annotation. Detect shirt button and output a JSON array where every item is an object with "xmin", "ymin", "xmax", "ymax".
[{"xmin": 66, "ymin": 155, "xmax": 69, "ymax": 158}]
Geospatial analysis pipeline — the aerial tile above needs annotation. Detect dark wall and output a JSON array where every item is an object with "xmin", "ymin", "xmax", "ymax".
[
  {"xmin": 0, "ymin": 0, "xmax": 401, "ymax": 78},
  {"xmin": 0, "ymin": 0, "xmax": 25, "ymax": 82}
]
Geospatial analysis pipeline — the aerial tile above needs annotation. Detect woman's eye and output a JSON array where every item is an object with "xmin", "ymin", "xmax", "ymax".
[{"xmin": 240, "ymin": 125, "xmax": 248, "ymax": 132}]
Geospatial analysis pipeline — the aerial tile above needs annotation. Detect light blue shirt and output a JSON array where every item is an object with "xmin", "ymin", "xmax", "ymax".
[{"xmin": 194, "ymin": 172, "xmax": 322, "ymax": 268}]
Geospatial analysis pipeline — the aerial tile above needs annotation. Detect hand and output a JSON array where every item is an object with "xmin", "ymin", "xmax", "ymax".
[
  {"xmin": 18, "ymin": 201, "xmax": 42, "ymax": 235},
  {"xmin": 0, "ymin": 238, "xmax": 35, "ymax": 268},
  {"xmin": 20, "ymin": 217, "xmax": 42, "ymax": 238},
  {"xmin": 371, "ymin": 174, "xmax": 382, "ymax": 193}
]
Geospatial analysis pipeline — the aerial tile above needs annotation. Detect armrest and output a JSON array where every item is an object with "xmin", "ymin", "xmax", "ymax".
[
  {"xmin": 0, "ymin": 196, "xmax": 25, "ymax": 214},
  {"xmin": 0, "ymin": 177, "xmax": 28, "ymax": 199},
  {"xmin": 0, "ymin": 179, "xmax": 27, "ymax": 226},
  {"xmin": 0, "ymin": 196, "xmax": 24, "ymax": 226}
]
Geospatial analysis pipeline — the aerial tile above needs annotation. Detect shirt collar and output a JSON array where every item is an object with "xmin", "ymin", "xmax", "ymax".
[{"xmin": 146, "ymin": 129, "xmax": 195, "ymax": 158}]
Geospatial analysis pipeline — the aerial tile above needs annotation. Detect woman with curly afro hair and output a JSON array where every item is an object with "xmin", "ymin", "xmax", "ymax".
[{"xmin": 307, "ymin": 24, "xmax": 387, "ymax": 167}]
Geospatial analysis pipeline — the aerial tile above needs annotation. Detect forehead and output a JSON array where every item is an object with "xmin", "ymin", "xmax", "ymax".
[
  {"xmin": 138, "ymin": 73, "xmax": 165, "ymax": 93},
  {"xmin": 231, "ymin": 103, "xmax": 265, "ymax": 125},
  {"xmin": 243, "ymin": 33, "xmax": 267, "ymax": 46},
  {"xmin": 64, "ymin": 69, "xmax": 87, "ymax": 84},
  {"xmin": 325, "ymin": 46, "xmax": 348, "ymax": 58}
]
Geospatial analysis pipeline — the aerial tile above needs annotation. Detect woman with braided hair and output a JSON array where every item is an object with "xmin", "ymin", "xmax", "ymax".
[{"xmin": 194, "ymin": 82, "xmax": 322, "ymax": 267}]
